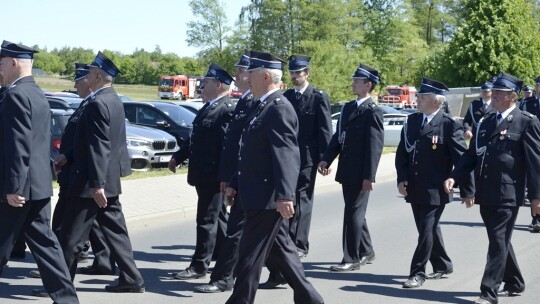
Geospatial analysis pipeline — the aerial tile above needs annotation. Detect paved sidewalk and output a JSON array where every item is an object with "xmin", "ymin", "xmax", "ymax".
[{"xmin": 51, "ymin": 153, "xmax": 397, "ymax": 228}]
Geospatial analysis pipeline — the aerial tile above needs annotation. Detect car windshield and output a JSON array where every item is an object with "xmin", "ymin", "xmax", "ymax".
[
  {"xmin": 387, "ymin": 89, "xmax": 403, "ymax": 95},
  {"xmin": 153, "ymin": 103, "xmax": 195, "ymax": 125},
  {"xmin": 159, "ymin": 79, "xmax": 173, "ymax": 86}
]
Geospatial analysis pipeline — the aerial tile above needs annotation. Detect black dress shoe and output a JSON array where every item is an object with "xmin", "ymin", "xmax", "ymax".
[
  {"xmin": 77, "ymin": 266, "xmax": 114, "ymax": 275},
  {"xmin": 105, "ymin": 282, "xmax": 145, "ymax": 293},
  {"xmin": 426, "ymin": 269, "xmax": 453, "ymax": 280},
  {"xmin": 173, "ymin": 267, "xmax": 206, "ymax": 280},
  {"xmin": 29, "ymin": 269, "xmax": 41, "ymax": 278},
  {"xmin": 194, "ymin": 283, "xmax": 231, "ymax": 293},
  {"xmin": 497, "ymin": 284, "xmax": 524, "ymax": 297},
  {"xmin": 329, "ymin": 262, "xmax": 360, "ymax": 272},
  {"xmin": 359, "ymin": 253, "xmax": 375, "ymax": 266},
  {"xmin": 402, "ymin": 275, "xmax": 425, "ymax": 288},
  {"xmin": 32, "ymin": 288, "xmax": 48, "ymax": 297},
  {"xmin": 258, "ymin": 279, "xmax": 287, "ymax": 289}
]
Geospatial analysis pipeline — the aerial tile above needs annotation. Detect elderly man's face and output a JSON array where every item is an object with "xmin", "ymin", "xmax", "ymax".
[
  {"xmin": 0, "ymin": 57, "xmax": 15, "ymax": 83},
  {"xmin": 74, "ymin": 77, "xmax": 91, "ymax": 98},
  {"xmin": 416, "ymin": 94, "xmax": 438, "ymax": 114},
  {"xmin": 491, "ymin": 90, "xmax": 515, "ymax": 112},
  {"xmin": 248, "ymin": 69, "xmax": 265, "ymax": 96}
]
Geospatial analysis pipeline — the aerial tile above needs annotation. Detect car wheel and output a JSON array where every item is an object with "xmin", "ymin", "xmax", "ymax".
[{"xmin": 131, "ymin": 159, "xmax": 150, "ymax": 171}]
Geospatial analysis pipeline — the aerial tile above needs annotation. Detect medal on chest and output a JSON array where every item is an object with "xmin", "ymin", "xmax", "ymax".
[
  {"xmin": 432, "ymin": 135, "xmax": 438, "ymax": 150},
  {"xmin": 499, "ymin": 129, "xmax": 507, "ymax": 140}
]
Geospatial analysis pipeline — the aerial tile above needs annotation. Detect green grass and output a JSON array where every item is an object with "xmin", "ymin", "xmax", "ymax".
[
  {"xmin": 35, "ymin": 75, "xmax": 158, "ymax": 101},
  {"xmin": 383, "ymin": 146, "xmax": 397, "ymax": 154}
]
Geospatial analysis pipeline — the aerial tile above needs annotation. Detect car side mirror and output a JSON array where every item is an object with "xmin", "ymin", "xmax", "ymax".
[{"xmin": 156, "ymin": 120, "xmax": 170, "ymax": 128}]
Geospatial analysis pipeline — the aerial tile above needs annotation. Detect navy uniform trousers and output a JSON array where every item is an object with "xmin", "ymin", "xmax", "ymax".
[
  {"xmin": 226, "ymin": 210, "xmax": 323, "ymax": 304},
  {"xmin": 53, "ymin": 188, "xmax": 115, "ymax": 273},
  {"xmin": 209, "ymin": 199, "xmax": 245, "ymax": 289},
  {"xmin": 409, "ymin": 203, "xmax": 452, "ymax": 278},
  {"xmin": 341, "ymin": 184, "xmax": 374, "ymax": 263},
  {"xmin": 479, "ymin": 206, "xmax": 524, "ymax": 302},
  {"xmin": 0, "ymin": 199, "xmax": 79, "ymax": 304},
  {"xmin": 59, "ymin": 196, "xmax": 143, "ymax": 285},
  {"xmin": 191, "ymin": 183, "xmax": 226, "ymax": 273}
]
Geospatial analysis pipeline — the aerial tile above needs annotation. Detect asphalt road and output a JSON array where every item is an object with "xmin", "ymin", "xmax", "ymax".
[{"xmin": 2, "ymin": 181, "xmax": 540, "ymax": 304}]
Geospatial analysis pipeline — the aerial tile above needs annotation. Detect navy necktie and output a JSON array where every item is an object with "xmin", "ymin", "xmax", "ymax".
[
  {"xmin": 421, "ymin": 117, "xmax": 428, "ymax": 129},
  {"xmin": 295, "ymin": 91, "xmax": 302, "ymax": 101}
]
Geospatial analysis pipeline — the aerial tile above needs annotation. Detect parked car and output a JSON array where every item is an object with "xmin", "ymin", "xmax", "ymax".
[
  {"xmin": 171, "ymin": 99, "xmax": 205, "ymax": 114},
  {"xmin": 122, "ymin": 101, "xmax": 195, "ymax": 145},
  {"xmin": 126, "ymin": 122, "xmax": 179, "ymax": 171},
  {"xmin": 47, "ymin": 95, "xmax": 83, "ymax": 110},
  {"xmin": 383, "ymin": 113, "xmax": 408, "ymax": 147},
  {"xmin": 50, "ymin": 108, "xmax": 75, "ymax": 179},
  {"xmin": 331, "ymin": 112, "xmax": 407, "ymax": 146}
]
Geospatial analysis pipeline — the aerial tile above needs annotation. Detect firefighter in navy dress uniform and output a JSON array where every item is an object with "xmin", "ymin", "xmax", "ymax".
[
  {"xmin": 58, "ymin": 51, "xmax": 144, "ymax": 293},
  {"xmin": 445, "ymin": 72, "xmax": 540, "ymax": 304},
  {"xmin": 169, "ymin": 62, "xmax": 235, "ymax": 280},
  {"xmin": 0, "ymin": 40, "xmax": 79, "ymax": 303},
  {"xmin": 260, "ymin": 54, "xmax": 332, "ymax": 289},
  {"xmin": 194, "ymin": 50, "xmax": 257, "ymax": 293},
  {"xmin": 396, "ymin": 77, "xmax": 474, "ymax": 289},
  {"xmin": 318, "ymin": 63, "xmax": 384, "ymax": 272},
  {"xmin": 224, "ymin": 50, "xmax": 324, "ymax": 304},
  {"xmin": 463, "ymin": 82, "xmax": 496, "ymax": 139}
]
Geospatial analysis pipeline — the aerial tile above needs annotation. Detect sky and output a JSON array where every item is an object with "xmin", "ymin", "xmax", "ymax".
[{"xmin": 1, "ymin": 0, "xmax": 251, "ymax": 57}]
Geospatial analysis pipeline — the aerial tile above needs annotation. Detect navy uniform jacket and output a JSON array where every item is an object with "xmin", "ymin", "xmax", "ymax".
[
  {"xmin": 395, "ymin": 111, "xmax": 474, "ymax": 205},
  {"xmin": 0, "ymin": 76, "xmax": 53, "ymax": 200},
  {"xmin": 322, "ymin": 98, "xmax": 384, "ymax": 184},
  {"xmin": 463, "ymin": 98, "xmax": 496, "ymax": 133},
  {"xmin": 56, "ymin": 98, "xmax": 90, "ymax": 188},
  {"xmin": 283, "ymin": 85, "xmax": 332, "ymax": 167},
  {"xmin": 451, "ymin": 108, "xmax": 540, "ymax": 206},
  {"xmin": 69, "ymin": 87, "xmax": 131, "ymax": 197},
  {"xmin": 518, "ymin": 96, "xmax": 539, "ymax": 114},
  {"xmin": 229, "ymin": 90, "xmax": 300, "ymax": 210},
  {"xmin": 217, "ymin": 92, "xmax": 255, "ymax": 182},
  {"xmin": 173, "ymin": 95, "xmax": 234, "ymax": 186}
]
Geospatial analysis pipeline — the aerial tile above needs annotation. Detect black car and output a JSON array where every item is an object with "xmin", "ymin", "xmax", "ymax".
[
  {"xmin": 47, "ymin": 95, "xmax": 83, "ymax": 110},
  {"xmin": 123, "ymin": 101, "xmax": 196, "ymax": 145},
  {"xmin": 50, "ymin": 108, "xmax": 75, "ymax": 179}
]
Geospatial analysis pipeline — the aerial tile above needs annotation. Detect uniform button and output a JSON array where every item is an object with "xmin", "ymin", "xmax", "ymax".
[
  {"xmin": 238, "ymin": 171, "xmax": 241, "ymax": 175},
  {"xmin": 484, "ymin": 164, "xmax": 488, "ymax": 168},
  {"xmin": 488, "ymin": 141, "xmax": 491, "ymax": 144},
  {"xmin": 414, "ymin": 161, "xmax": 418, "ymax": 165},
  {"xmin": 414, "ymin": 172, "xmax": 418, "ymax": 175},
  {"xmin": 264, "ymin": 178, "xmax": 267, "ymax": 182},
  {"xmin": 486, "ymin": 152, "xmax": 489, "ymax": 156},
  {"xmin": 484, "ymin": 175, "xmax": 487, "ymax": 179},
  {"xmin": 238, "ymin": 157, "xmax": 241, "ymax": 160}
]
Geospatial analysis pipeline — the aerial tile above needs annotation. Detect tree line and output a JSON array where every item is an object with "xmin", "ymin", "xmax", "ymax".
[{"xmin": 32, "ymin": 0, "xmax": 540, "ymax": 103}]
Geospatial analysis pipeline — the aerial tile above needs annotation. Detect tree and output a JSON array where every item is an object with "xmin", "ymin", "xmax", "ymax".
[
  {"xmin": 186, "ymin": 0, "xmax": 230, "ymax": 63},
  {"xmin": 33, "ymin": 50, "xmax": 65, "ymax": 75},
  {"xmin": 423, "ymin": 0, "xmax": 540, "ymax": 86}
]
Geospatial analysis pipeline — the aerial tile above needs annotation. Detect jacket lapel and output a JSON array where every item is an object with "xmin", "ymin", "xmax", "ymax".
[
  {"xmin": 490, "ymin": 108, "xmax": 518, "ymax": 139},
  {"xmin": 348, "ymin": 97, "xmax": 372, "ymax": 122},
  {"xmin": 420, "ymin": 110, "xmax": 442, "ymax": 136}
]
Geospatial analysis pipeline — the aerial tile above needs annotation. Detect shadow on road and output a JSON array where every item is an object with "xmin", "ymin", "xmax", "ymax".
[{"xmin": 344, "ymin": 284, "xmax": 478, "ymax": 304}]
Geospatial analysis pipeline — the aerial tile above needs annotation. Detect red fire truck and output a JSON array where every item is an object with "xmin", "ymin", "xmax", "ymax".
[
  {"xmin": 379, "ymin": 85, "xmax": 417, "ymax": 109},
  {"xmin": 157, "ymin": 75, "xmax": 203, "ymax": 100}
]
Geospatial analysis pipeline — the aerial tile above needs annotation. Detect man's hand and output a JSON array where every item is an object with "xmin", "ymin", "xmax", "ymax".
[
  {"xmin": 91, "ymin": 188, "xmax": 107, "ymax": 208},
  {"xmin": 462, "ymin": 197, "xmax": 475, "ymax": 208},
  {"xmin": 54, "ymin": 154, "xmax": 68, "ymax": 167},
  {"xmin": 276, "ymin": 200, "xmax": 295, "ymax": 219},
  {"xmin": 225, "ymin": 187, "xmax": 237, "ymax": 206},
  {"xmin": 443, "ymin": 178, "xmax": 455, "ymax": 194},
  {"xmin": 168, "ymin": 158, "xmax": 177, "ymax": 173},
  {"xmin": 7, "ymin": 194, "xmax": 25, "ymax": 207},
  {"xmin": 361, "ymin": 179, "xmax": 373, "ymax": 192},
  {"xmin": 464, "ymin": 130, "xmax": 473, "ymax": 139},
  {"xmin": 317, "ymin": 161, "xmax": 331, "ymax": 176},
  {"xmin": 531, "ymin": 199, "xmax": 540, "ymax": 216},
  {"xmin": 220, "ymin": 181, "xmax": 229, "ymax": 193},
  {"xmin": 398, "ymin": 181, "xmax": 408, "ymax": 196}
]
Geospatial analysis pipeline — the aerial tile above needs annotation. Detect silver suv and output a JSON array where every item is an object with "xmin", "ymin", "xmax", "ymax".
[{"xmin": 126, "ymin": 123, "xmax": 179, "ymax": 171}]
